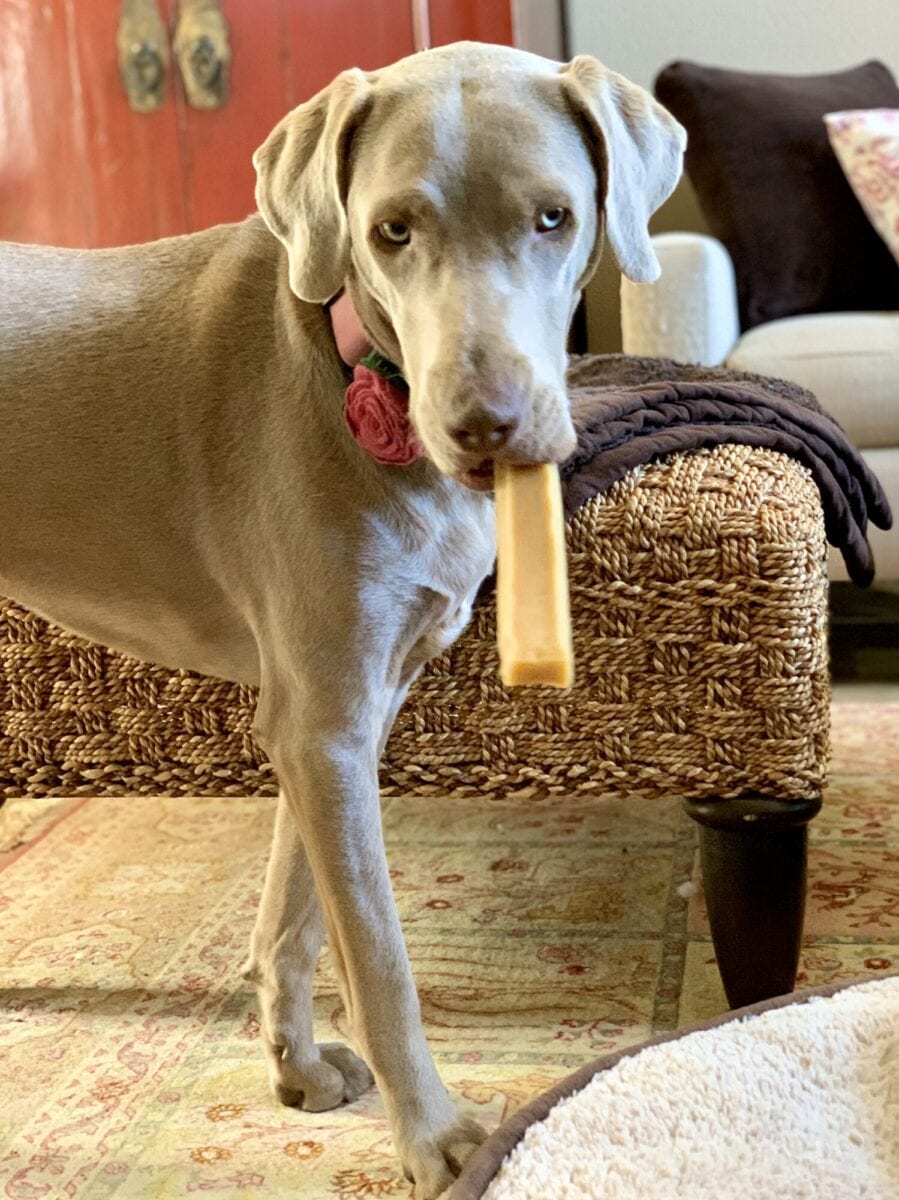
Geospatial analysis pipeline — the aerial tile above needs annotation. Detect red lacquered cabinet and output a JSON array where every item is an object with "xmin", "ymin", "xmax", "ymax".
[{"xmin": 0, "ymin": 0, "xmax": 514, "ymax": 248}]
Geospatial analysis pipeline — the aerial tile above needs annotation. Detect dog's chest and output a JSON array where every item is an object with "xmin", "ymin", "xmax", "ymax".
[
  {"xmin": 431, "ymin": 496, "xmax": 495, "ymax": 596},
  {"xmin": 386, "ymin": 492, "xmax": 495, "ymax": 684}
]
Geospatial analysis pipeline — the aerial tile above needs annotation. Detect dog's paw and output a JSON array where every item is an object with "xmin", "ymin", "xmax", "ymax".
[
  {"xmin": 400, "ymin": 1113, "xmax": 488, "ymax": 1199},
  {"xmin": 268, "ymin": 1040, "xmax": 374, "ymax": 1112}
]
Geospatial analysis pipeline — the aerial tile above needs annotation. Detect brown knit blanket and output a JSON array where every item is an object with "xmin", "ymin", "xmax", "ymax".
[{"xmin": 561, "ymin": 354, "xmax": 892, "ymax": 587}]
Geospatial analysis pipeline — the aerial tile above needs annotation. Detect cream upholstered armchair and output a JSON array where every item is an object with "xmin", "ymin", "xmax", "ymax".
[
  {"xmin": 623, "ymin": 59, "xmax": 899, "ymax": 583},
  {"xmin": 620, "ymin": 231, "xmax": 899, "ymax": 581}
]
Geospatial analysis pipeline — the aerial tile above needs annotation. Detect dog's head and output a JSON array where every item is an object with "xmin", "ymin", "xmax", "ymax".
[{"xmin": 254, "ymin": 43, "xmax": 685, "ymax": 489}]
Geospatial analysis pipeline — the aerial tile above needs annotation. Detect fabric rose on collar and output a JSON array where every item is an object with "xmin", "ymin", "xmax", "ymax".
[{"xmin": 344, "ymin": 354, "xmax": 423, "ymax": 466}]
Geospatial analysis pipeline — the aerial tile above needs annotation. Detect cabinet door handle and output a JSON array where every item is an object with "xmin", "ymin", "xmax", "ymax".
[
  {"xmin": 117, "ymin": 0, "xmax": 169, "ymax": 113},
  {"xmin": 174, "ymin": 0, "xmax": 231, "ymax": 110}
]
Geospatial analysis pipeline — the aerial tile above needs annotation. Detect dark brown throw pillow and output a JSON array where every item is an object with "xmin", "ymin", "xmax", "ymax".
[{"xmin": 654, "ymin": 60, "xmax": 899, "ymax": 330}]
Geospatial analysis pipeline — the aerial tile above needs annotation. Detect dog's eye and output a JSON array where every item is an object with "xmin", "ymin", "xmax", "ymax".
[
  {"xmin": 536, "ymin": 207, "xmax": 567, "ymax": 233},
  {"xmin": 377, "ymin": 220, "xmax": 411, "ymax": 246}
]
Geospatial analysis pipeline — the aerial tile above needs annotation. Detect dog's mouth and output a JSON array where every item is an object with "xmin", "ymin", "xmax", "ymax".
[{"xmin": 458, "ymin": 459, "xmax": 496, "ymax": 492}]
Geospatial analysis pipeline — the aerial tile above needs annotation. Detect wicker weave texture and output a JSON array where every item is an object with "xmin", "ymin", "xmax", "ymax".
[
  {"xmin": 0, "ymin": 445, "xmax": 829, "ymax": 800},
  {"xmin": 384, "ymin": 445, "xmax": 830, "ymax": 801}
]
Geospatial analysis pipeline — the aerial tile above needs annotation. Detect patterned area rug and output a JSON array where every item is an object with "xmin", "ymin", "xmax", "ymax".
[{"xmin": 1, "ymin": 701, "xmax": 897, "ymax": 1198}]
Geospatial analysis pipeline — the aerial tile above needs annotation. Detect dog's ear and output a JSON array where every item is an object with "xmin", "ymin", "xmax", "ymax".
[
  {"xmin": 560, "ymin": 55, "xmax": 686, "ymax": 283},
  {"xmin": 253, "ymin": 69, "xmax": 373, "ymax": 303}
]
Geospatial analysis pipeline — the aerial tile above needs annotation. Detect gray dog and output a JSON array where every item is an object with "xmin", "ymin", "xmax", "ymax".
[{"xmin": 0, "ymin": 42, "xmax": 684, "ymax": 1196}]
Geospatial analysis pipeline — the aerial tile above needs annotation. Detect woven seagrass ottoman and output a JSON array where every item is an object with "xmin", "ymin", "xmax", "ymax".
[{"xmin": 0, "ymin": 442, "xmax": 829, "ymax": 1007}]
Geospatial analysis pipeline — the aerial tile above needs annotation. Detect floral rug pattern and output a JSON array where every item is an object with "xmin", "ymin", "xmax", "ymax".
[{"xmin": 1, "ymin": 701, "xmax": 897, "ymax": 1197}]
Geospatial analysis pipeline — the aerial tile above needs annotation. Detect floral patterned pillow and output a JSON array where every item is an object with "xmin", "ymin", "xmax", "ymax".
[{"xmin": 824, "ymin": 108, "xmax": 899, "ymax": 265}]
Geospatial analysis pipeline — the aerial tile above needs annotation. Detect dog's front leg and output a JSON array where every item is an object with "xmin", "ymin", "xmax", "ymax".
[
  {"xmin": 245, "ymin": 687, "xmax": 413, "ymax": 1110},
  {"xmin": 244, "ymin": 790, "xmax": 375, "ymax": 1109},
  {"xmin": 253, "ymin": 675, "xmax": 486, "ymax": 1198}
]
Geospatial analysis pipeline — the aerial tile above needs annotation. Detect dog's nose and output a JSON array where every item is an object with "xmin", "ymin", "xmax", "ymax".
[{"xmin": 451, "ymin": 413, "xmax": 519, "ymax": 453}]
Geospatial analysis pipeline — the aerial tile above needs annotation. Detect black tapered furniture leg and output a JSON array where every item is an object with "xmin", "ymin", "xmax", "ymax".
[{"xmin": 683, "ymin": 794, "xmax": 823, "ymax": 1010}]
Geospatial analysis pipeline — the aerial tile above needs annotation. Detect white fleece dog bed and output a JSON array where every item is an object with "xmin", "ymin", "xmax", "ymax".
[{"xmin": 452, "ymin": 977, "xmax": 899, "ymax": 1200}]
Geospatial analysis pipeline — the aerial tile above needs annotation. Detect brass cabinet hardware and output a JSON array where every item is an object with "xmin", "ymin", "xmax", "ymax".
[
  {"xmin": 117, "ymin": 0, "xmax": 169, "ymax": 113},
  {"xmin": 173, "ymin": 0, "xmax": 231, "ymax": 110}
]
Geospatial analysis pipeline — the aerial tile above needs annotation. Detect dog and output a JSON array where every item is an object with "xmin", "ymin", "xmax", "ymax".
[{"xmin": 0, "ymin": 42, "xmax": 684, "ymax": 1196}]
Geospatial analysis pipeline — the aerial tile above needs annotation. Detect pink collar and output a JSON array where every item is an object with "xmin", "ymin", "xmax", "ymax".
[
  {"xmin": 329, "ymin": 293, "xmax": 423, "ymax": 466},
  {"xmin": 329, "ymin": 290, "xmax": 373, "ymax": 367}
]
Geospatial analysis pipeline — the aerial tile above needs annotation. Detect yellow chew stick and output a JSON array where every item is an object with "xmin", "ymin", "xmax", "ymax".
[{"xmin": 495, "ymin": 462, "xmax": 574, "ymax": 688}]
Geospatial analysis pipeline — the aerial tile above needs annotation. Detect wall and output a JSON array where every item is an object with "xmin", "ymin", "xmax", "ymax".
[
  {"xmin": 566, "ymin": 0, "xmax": 899, "ymax": 351},
  {"xmin": 513, "ymin": 0, "xmax": 564, "ymax": 59}
]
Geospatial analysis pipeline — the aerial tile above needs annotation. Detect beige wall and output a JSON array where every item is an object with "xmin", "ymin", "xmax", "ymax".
[
  {"xmin": 566, "ymin": 0, "xmax": 899, "ymax": 350},
  {"xmin": 512, "ymin": 0, "xmax": 564, "ymax": 59}
]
